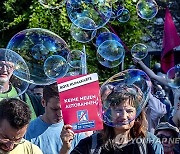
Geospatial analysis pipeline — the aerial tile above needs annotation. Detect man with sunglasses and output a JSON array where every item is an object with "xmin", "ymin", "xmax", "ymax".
[
  {"xmin": 155, "ymin": 122, "xmax": 180, "ymax": 154},
  {"xmin": 0, "ymin": 98, "xmax": 42, "ymax": 154}
]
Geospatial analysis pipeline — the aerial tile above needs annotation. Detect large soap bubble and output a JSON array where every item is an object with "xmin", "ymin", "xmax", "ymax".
[
  {"xmin": 166, "ymin": 64, "xmax": 180, "ymax": 88},
  {"xmin": 66, "ymin": 0, "xmax": 112, "ymax": 30},
  {"xmin": 71, "ymin": 18, "xmax": 96, "ymax": 43},
  {"xmin": 131, "ymin": 43, "xmax": 148, "ymax": 60},
  {"xmin": 39, "ymin": 0, "xmax": 66, "ymax": 9},
  {"xmin": 6, "ymin": 28, "xmax": 70, "ymax": 85},
  {"xmin": 96, "ymin": 32, "xmax": 122, "ymax": 47},
  {"xmin": 0, "ymin": 48, "xmax": 29, "ymax": 98},
  {"xmin": 101, "ymin": 69, "xmax": 151, "ymax": 127},
  {"xmin": 44, "ymin": 55, "xmax": 69, "ymax": 79},
  {"xmin": 136, "ymin": 0, "xmax": 158, "ymax": 20}
]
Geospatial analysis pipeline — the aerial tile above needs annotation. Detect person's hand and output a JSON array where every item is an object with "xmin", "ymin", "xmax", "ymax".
[
  {"xmin": 100, "ymin": 84, "xmax": 114, "ymax": 101},
  {"xmin": 132, "ymin": 58, "xmax": 143, "ymax": 66},
  {"xmin": 60, "ymin": 125, "xmax": 75, "ymax": 153}
]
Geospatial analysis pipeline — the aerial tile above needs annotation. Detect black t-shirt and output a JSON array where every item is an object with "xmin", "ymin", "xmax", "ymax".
[{"xmin": 71, "ymin": 133, "xmax": 155, "ymax": 154}]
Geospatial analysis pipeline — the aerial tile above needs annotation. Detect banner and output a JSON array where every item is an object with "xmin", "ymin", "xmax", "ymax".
[
  {"xmin": 57, "ymin": 73, "xmax": 103, "ymax": 133},
  {"xmin": 161, "ymin": 8, "xmax": 180, "ymax": 73}
]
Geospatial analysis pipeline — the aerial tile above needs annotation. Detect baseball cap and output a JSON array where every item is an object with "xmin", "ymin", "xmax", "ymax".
[{"xmin": 155, "ymin": 122, "xmax": 179, "ymax": 138}]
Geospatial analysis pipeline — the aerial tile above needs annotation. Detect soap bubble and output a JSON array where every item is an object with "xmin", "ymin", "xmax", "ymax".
[
  {"xmin": 0, "ymin": 48, "xmax": 29, "ymax": 98},
  {"xmin": 71, "ymin": 18, "xmax": 96, "ymax": 43},
  {"xmin": 92, "ymin": 27, "xmax": 110, "ymax": 47},
  {"xmin": 117, "ymin": 8, "xmax": 130, "ymax": 23},
  {"xmin": 39, "ymin": 0, "xmax": 66, "ymax": 9},
  {"xmin": 68, "ymin": 49, "xmax": 83, "ymax": 68},
  {"xmin": 44, "ymin": 55, "xmax": 69, "ymax": 79},
  {"xmin": 97, "ymin": 49, "xmax": 125, "ymax": 68},
  {"xmin": 6, "ymin": 28, "xmax": 70, "ymax": 85},
  {"xmin": 101, "ymin": 69, "xmax": 151, "ymax": 127},
  {"xmin": 131, "ymin": 43, "xmax": 148, "ymax": 60},
  {"xmin": 96, "ymin": 32, "xmax": 122, "ymax": 47},
  {"xmin": 66, "ymin": 0, "xmax": 112, "ymax": 30},
  {"xmin": 166, "ymin": 64, "xmax": 180, "ymax": 88},
  {"xmin": 97, "ymin": 40, "xmax": 125, "ymax": 61},
  {"xmin": 136, "ymin": 0, "xmax": 158, "ymax": 20}
]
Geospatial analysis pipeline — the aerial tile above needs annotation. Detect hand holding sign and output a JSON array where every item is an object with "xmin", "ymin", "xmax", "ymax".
[{"xmin": 60, "ymin": 124, "xmax": 75, "ymax": 152}]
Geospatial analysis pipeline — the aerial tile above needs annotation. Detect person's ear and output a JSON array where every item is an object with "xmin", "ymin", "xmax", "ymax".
[{"xmin": 41, "ymin": 99, "xmax": 46, "ymax": 107}]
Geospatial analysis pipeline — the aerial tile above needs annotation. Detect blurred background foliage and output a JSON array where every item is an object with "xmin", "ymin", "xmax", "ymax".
[{"xmin": 0, "ymin": 0, "xmax": 178, "ymax": 82}]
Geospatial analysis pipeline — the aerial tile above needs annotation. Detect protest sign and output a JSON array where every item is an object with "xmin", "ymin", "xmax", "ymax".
[{"xmin": 57, "ymin": 73, "xmax": 103, "ymax": 133}]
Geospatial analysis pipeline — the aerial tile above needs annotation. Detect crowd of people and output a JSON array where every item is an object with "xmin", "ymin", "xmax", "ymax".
[{"xmin": 0, "ymin": 53, "xmax": 180, "ymax": 154}]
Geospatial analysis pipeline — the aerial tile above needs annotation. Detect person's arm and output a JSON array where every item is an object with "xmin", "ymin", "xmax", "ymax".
[
  {"xmin": 133, "ymin": 58, "xmax": 168, "ymax": 86},
  {"xmin": 148, "ymin": 93, "xmax": 167, "ymax": 120}
]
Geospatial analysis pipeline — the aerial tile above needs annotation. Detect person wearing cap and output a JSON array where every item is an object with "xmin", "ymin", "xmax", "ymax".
[
  {"xmin": 155, "ymin": 122, "xmax": 180, "ymax": 154},
  {"xmin": 0, "ymin": 52, "xmax": 44, "ymax": 120}
]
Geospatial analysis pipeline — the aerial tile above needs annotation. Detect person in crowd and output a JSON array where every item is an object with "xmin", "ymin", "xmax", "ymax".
[
  {"xmin": 0, "ymin": 52, "xmax": 44, "ymax": 120},
  {"xmin": 146, "ymin": 92, "xmax": 167, "ymax": 133},
  {"xmin": 133, "ymin": 58, "xmax": 180, "ymax": 128},
  {"xmin": 25, "ymin": 83, "xmax": 86, "ymax": 154},
  {"xmin": 155, "ymin": 122, "xmax": 180, "ymax": 154},
  {"xmin": 0, "ymin": 98, "xmax": 43, "ymax": 154},
  {"xmin": 60, "ymin": 84, "xmax": 164, "ymax": 154}
]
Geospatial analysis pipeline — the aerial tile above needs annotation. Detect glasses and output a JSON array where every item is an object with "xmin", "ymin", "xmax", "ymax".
[
  {"xmin": 156, "ymin": 134, "xmax": 174, "ymax": 141},
  {"xmin": 0, "ymin": 62, "xmax": 14, "ymax": 70}
]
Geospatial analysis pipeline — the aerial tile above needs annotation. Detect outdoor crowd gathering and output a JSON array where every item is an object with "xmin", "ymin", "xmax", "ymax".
[{"xmin": 0, "ymin": 0, "xmax": 180, "ymax": 154}]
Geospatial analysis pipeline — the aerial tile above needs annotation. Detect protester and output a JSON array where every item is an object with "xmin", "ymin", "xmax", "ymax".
[
  {"xmin": 0, "ymin": 52, "xmax": 44, "ymax": 120},
  {"xmin": 133, "ymin": 58, "xmax": 180, "ymax": 128},
  {"xmin": 146, "ymin": 92, "xmax": 167, "ymax": 133},
  {"xmin": 25, "ymin": 83, "xmax": 86, "ymax": 154},
  {"xmin": 155, "ymin": 122, "xmax": 180, "ymax": 154},
  {"xmin": 60, "ymin": 84, "xmax": 164, "ymax": 154},
  {"xmin": 0, "ymin": 98, "xmax": 43, "ymax": 154}
]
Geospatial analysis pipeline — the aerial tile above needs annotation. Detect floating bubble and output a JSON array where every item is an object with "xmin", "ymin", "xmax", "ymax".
[
  {"xmin": 101, "ymin": 69, "xmax": 151, "ymax": 127},
  {"xmin": 67, "ymin": 49, "xmax": 84, "ymax": 68},
  {"xmin": 39, "ymin": 0, "xmax": 66, "ymax": 9},
  {"xmin": 71, "ymin": 18, "xmax": 96, "ymax": 43},
  {"xmin": 92, "ymin": 27, "xmax": 110, "ymax": 47},
  {"xmin": 0, "ymin": 48, "xmax": 29, "ymax": 98},
  {"xmin": 97, "ymin": 40, "xmax": 125, "ymax": 61},
  {"xmin": 117, "ymin": 8, "xmax": 130, "ymax": 23},
  {"xmin": 111, "ymin": 0, "xmax": 124, "ymax": 19},
  {"xmin": 97, "ymin": 50, "xmax": 125, "ymax": 68},
  {"xmin": 66, "ymin": 0, "xmax": 112, "ymax": 30},
  {"xmin": 166, "ymin": 64, "xmax": 180, "ymax": 88},
  {"xmin": 131, "ymin": 43, "xmax": 148, "ymax": 60},
  {"xmin": 96, "ymin": 32, "xmax": 122, "ymax": 47},
  {"xmin": 44, "ymin": 55, "xmax": 69, "ymax": 79},
  {"xmin": 66, "ymin": 65, "xmax": 82, "ymax": 76},
  {"xmin": 136, "ymin": 0, "xmax": 158, "ymax": 20},
  {"xmin": 7, "ymin": 28, "xmax": 70, "ymax": 85}
]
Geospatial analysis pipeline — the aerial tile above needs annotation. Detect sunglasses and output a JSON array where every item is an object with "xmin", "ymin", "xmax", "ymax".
[{"xmin": 156, "ymin": 134, "xmax": 174, "ymax": 141}]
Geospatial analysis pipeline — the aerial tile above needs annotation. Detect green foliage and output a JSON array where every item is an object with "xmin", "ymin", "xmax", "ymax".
[{"xmin": 0, "ymin": 0, "xmax": 153, "ymax": 82}]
